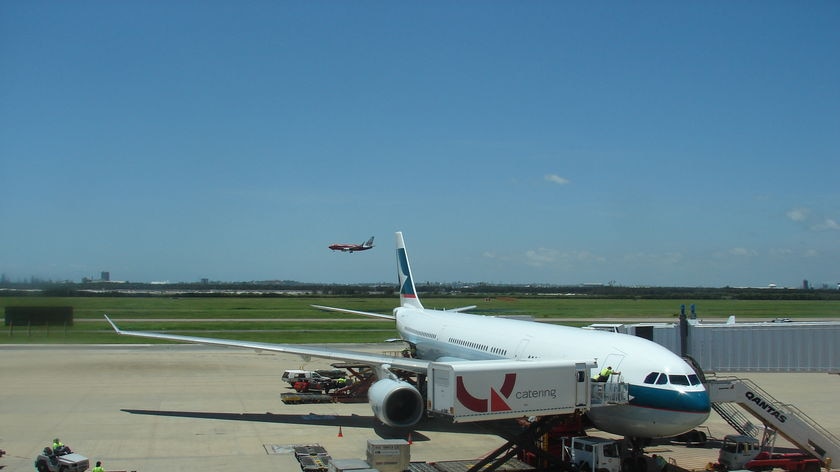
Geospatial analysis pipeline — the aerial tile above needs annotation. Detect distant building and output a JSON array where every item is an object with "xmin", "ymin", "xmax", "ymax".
[{"xmin": 101, "ymin": 271, "xmax": 110, "ymax": 282}]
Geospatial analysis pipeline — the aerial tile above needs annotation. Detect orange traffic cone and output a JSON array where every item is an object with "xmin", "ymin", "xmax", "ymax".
[{"xmin": 338, "ymin": 426, "xmax": 343, "ymax": 437}]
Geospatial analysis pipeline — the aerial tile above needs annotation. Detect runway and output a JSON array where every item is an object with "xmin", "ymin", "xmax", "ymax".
[{"xmin": 1, "ymin": 345, "xmax": 837, "ymax": 472}]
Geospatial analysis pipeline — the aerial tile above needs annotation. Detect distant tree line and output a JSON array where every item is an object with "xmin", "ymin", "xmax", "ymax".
[{"xmin": 1, "ymin": 279, "xmax": 839, "ymax": 301}]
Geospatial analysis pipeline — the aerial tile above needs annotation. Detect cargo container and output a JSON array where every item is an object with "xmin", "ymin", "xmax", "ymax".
[
  {"xmin": 366, "ymin": 439, "xmax": 409, "ymax": 472},
  {"xmin": 328, "ymin": 458, "xmax": 374, "ymax": 472},
  {"xmin": 427, "ymin": 359, "xmax": 593, "ymax": 422}
]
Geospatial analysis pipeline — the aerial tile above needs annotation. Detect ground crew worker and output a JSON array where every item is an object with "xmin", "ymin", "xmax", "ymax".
[
  {"xmin": 52, "ymin": 438, "xmax": 69, "ymax": 454},
  {"xmin": 93, "ymin": 460, "xmax": 105, "ymax": 472},
  {"xmin": 44, "ymin": 447, "xmax": 59, "ymax": 466},
  {"xmin": 597, "ymin": 366, "xmax": 620, "ymax": 382},
  {"xmin": 652, "ymin": 454, "xmax": 667, "ymax": 472}
]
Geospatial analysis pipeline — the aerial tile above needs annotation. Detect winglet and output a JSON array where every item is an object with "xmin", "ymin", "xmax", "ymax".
[{"xmin": 104, "ymin": 314, "xmax": 122, "ymax": 334}]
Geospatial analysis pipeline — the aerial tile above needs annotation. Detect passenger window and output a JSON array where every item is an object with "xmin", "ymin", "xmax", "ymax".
[{"xmin": 644, "ymin": 372, "xmax": 659, "ymax": 384}]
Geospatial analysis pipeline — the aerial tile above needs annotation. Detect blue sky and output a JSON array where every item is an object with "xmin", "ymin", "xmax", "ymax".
[{"xmin": 2, "ymin": 2, "xmax": 838, "ymax": 288}]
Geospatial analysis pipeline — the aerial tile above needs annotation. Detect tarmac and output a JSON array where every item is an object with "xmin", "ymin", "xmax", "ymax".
[{"xmin": 1, "ymin": 344, "xmax": 837, "ymax": 472}]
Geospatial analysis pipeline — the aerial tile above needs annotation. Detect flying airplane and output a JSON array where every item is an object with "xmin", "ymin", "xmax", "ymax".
[
  {"xmin": 329, "ymin": 236, "xmax": 375, "ymax": 253},
  {"xmin": 105, "ymin": 232, "xmax": 710, "ymax": 440}
]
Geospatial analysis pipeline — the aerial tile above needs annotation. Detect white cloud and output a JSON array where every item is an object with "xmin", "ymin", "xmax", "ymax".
[
  {"xmin": 525, "ymin": 248, "xmax": 561, "ymax": 266},
  {"xmin": 729, "ymin": 247, "xmax": 758, "ymax": 257},
  {"xmin": 786, "ymin": 208, "xmax": 809, "ymax": 222},
  {"xmin": 812, "ymin": 218, "xmax": 840, "ymax": 231},
  {"xmin": 623, "ymin": 252, "xmax": 684, "ymax": 265},
  {"xmin": 523, "ymin": 248, "xmax": 605, "ymax": 267},
  {"xmin": 545, "ymin": 174, "xmax": 570, "ymax": 185}
]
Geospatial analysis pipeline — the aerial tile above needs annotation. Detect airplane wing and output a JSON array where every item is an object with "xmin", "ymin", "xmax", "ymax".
[
  {"xmin": 104, "ymin": 315, "xmax": 429, "ymax": 373},
  {"xmin": 310, "ymin": 304, "xmax": 395, "ymax": 320}
]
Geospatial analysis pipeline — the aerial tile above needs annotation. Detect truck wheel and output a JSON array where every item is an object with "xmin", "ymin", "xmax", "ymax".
[
  {"xmin": 803, "ymin": 463, "xmax": 820, "ymax": 472},
  {"xmin": 580, "ymin": 462, "xmax": 592, "ymax": 472},
  {"xmin": 36, "ymin": 461, "xmax": 50, "ymax": 472},
  {"xmin": 59, "ymin": 467, "xmax": 68, "ymax": 472}
]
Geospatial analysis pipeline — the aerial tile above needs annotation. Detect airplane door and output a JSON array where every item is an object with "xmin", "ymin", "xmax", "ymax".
[
  {"xmin": 601, "ymin": 353, "xmax": 625, "ymax": 376},
  {"xmin": 432, "ymin": 366, "xmax": 449, "ymax": 409},
  {"xmin": 575, "ymin": 362, "xmax": 589, "ymax": 406},
  {"xmin": 514, "ymin": 336, "xmax": 532, "ymax": 359}
]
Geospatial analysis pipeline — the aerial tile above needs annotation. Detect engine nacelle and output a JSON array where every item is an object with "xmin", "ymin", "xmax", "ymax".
[{"xmin": 368, "ymin": 378, "xmax": 425, "ymax": 428}]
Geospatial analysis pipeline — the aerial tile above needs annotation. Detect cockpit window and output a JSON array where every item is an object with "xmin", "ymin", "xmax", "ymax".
[
  {"xmin": 669, "ymin": 375, "xmax": 690, "ymax": 386},
  {"xmin": 646, "ymin": 372, "xmax": 689, "ymax": 385}
]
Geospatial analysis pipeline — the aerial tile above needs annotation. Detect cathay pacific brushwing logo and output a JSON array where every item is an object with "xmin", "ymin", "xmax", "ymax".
[{"xmin": 397, "ymin": 248, "xmax": 416, "ymax": 298}]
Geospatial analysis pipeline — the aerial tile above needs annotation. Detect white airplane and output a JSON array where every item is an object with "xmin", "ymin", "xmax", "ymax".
[{"xmin": 105, "ymin": 232, "xmax": 710, "ymax": 439}]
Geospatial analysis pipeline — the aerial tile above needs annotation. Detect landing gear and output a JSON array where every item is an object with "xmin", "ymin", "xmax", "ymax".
[{"xmin": 622, "ymin": 437, "xmax": 651, "ymax": 472}]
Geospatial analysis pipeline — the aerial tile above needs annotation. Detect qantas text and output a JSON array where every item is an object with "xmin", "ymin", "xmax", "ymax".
[{"xmin": 745, "ymin": 391, "xmax": 787, "ymax": 423}]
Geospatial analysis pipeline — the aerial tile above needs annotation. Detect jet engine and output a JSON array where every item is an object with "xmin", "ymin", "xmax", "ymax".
[{"xmin": 368, "ymin": 378, "xmax": 425, "ymax": 427}]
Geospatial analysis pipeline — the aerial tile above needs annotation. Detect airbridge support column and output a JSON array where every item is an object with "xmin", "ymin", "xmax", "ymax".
[{"xmin": 707, "ymin": 376, "xmax": 840, "ymax": 468}]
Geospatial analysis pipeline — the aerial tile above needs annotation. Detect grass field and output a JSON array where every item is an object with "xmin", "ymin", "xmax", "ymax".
[{"xmin": 2, "ymin": 296, "xmax": 839, "ymax": 344}]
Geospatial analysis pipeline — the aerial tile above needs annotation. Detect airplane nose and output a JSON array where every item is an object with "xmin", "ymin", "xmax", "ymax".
[{"xmin": 680, "ymin": 390, "xmax": 711, "ymax": 413}]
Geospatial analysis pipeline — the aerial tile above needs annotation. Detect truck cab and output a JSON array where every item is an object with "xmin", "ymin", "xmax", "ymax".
[
  {"xmin": 718, "ymin": 434, "xmax": 761, "ymax": 470},
  {"xmin": 564, "ymin": 436, "xmax": 623, "ymax": 472}
]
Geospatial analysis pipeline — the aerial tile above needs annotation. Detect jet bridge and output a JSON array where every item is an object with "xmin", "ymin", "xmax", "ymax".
[{"xmin": 707, "ymin": 375, "xmax": 840, "ymax": 468}]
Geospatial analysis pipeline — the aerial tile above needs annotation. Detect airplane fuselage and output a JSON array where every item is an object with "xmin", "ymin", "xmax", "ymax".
[
  {"xmin": 329, "ymin": 244, "xmax": 372, "ymax": 252},
  {"xmin": 395, "ymin": 306, "xmax": 710, "ymax": 438}
]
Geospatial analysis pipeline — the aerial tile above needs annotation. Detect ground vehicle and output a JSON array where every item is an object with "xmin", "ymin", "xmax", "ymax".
[
  {"xmin": 427, "ymin": 359, "xmax": 594, "ymax": 423},
  {"xmin": 281, "ymin": 369, "xmax": 334, "ymax": 386},
  {"xmin": 715, "ymin": 434, "xmax": 821, "ymax": 472},
  {"xmin": 563, "ymin": 436, "xmax": 623, "ymax": 472},
  {"xmin": 34, "ymin": 447, "xmax": 90, "ymax": 472}
]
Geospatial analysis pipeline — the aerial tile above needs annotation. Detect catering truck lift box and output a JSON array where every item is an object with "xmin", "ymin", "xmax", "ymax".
[{"xmin": 427, "ymin": 359, "xmax": 593, "ymax": 422}]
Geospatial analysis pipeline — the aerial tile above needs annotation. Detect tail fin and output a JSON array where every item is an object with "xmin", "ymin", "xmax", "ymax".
[
  {"xmin": 396, "ymin": 232, "xmax": 423, "ymax": 309},
  {"xmin": 364, "ymin": 236, "xmax": 375, "ymax": 247}
]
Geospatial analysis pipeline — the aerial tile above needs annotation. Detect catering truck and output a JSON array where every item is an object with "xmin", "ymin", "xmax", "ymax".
[{"xmin": 426, "ymin": 359, "xmax": 594, "ymax": 422}]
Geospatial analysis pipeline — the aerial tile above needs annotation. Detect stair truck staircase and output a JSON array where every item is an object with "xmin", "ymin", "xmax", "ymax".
[{"xmin": 707, "ymin": 375, "xmax": 840, "ymax": 469}]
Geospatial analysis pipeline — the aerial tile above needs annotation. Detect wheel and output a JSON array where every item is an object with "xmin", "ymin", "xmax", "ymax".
[
  {"xmin": 580, "ymin": 461, "xmax": 592, "ymax": 472},
  {"xmin": 36, "ymin": 461, "xmax": 50, "ymax": 472},
  {"xmin": 803, "ymin": 462, "xmax": 820, "ymax": 472}
]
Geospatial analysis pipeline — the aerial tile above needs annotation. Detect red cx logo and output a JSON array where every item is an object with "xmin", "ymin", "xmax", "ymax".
[{"xmin": 456, "ymin": 373, "xmax": 516, "ymax": 413}]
